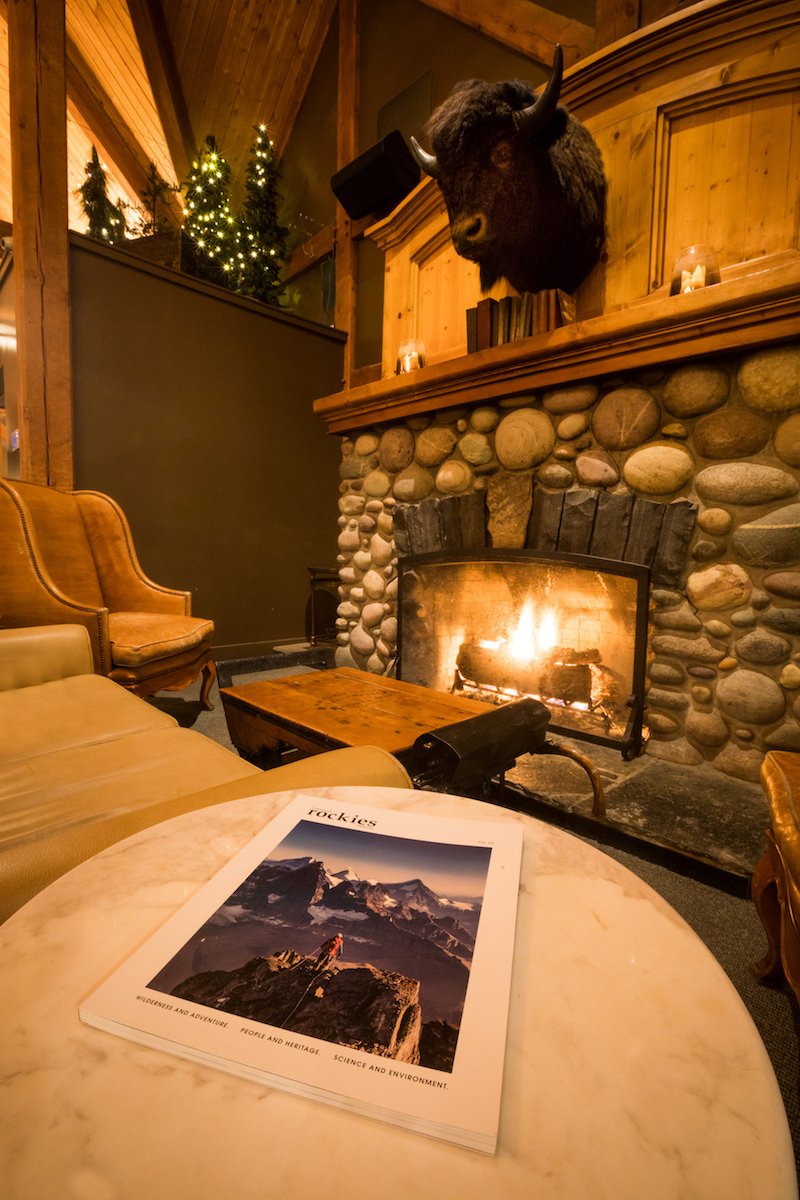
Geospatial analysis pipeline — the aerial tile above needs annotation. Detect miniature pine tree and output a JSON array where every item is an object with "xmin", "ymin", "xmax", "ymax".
[
  {"xmin": 180, "ymin": 136, "xmax": 239, "ymax": 286},
  {"xmin": 136, "ymin": 162, "xmax": 180, "ymax": 236},
  {"xmin": 235, "ymin": 124, "xmax": 288, "ymax": 305},
  {"xmin": 78, "ymin": 147, "xmax": 128, "ymax": 243}
]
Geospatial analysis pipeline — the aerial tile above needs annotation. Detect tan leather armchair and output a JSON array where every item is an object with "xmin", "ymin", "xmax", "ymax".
[
  {"xmin": 752, "ymin": 750, "xmax": 800, "ymax": 1002},
  {"xmin": 0, "ymin": 479, "xmax": 216, "ymax": 706}
]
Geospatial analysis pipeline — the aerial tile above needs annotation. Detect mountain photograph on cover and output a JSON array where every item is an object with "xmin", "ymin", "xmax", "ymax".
[{"xmin": 147, "ymin": 820, "xmax": 492, "ymax": 1072}]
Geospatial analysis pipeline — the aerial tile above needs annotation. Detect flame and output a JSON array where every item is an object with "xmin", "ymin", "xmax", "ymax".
[
  {"xmin": 509, "ymin": 600, "xmax": 558, "ymax": 661},
  {"xmin": 478, "ymin": 600, "xmax": 559, "ymax": 662}
]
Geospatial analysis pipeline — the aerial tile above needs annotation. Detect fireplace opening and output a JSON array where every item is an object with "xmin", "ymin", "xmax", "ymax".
[{"xmin": 397, "ymin": 550, "xmax": 650, "ymax": 758}]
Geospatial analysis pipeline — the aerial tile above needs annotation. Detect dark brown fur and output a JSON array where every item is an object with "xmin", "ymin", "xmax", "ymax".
[{"xmin": 423, "ymin": 78, "xmax": 606, "ymax": 295}]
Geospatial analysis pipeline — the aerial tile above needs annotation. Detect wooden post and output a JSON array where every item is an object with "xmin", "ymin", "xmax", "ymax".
[
  {"xmin": 7, "ymin": 0, "xmax": 73, "ymax": 487},
  {"xmin": 335, "ymin": 0, "xmax": 359, "ymax": 388}
]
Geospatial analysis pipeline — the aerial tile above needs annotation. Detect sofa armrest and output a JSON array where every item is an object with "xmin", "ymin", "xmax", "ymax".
[
  {"xmin": 0, "ymin": 744, "xmax": 412, "ymax": 922},
  {"xmin": 0, "ymin": 625, "xmax": 94, "ymax": 690}
]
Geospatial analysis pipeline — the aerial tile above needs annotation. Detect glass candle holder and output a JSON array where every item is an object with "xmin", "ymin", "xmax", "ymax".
[
  {"xmin": 396, "ymin": 340, "xmax": 426, "ymax": 374},
  {"xmin": 670, "ymin": 245, "xmax": 721, "ymax": 295}
]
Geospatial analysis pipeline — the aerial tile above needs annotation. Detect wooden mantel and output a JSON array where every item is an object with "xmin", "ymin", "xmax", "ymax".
[{"xmin": 314, "ymin": 253, "xmax": 800, "ymax": 434}]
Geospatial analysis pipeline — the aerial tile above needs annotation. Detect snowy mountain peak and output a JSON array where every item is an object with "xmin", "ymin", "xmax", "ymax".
[{"xmin": 329, "ymin": 866, "xmax": 361, "ymax": 884}]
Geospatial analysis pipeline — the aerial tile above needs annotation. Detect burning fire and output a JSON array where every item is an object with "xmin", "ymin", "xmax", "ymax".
[{"xmin": 479, "ymin": 599, "xmax": 559, "ymax": 662}]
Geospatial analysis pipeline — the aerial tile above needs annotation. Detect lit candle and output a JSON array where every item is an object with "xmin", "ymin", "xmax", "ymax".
[
  {"xmin": 680, "ymin": 263, "xmax": 706, "ymax": 293},
  {"xmin": 396, "ymin": 341, "xmax": 425, "ymax": 374}
]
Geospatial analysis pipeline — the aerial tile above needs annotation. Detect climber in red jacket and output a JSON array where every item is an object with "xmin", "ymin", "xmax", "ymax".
[{"xmin": 314, "ymin": 933, "xmax": 343, "ymax": 970}]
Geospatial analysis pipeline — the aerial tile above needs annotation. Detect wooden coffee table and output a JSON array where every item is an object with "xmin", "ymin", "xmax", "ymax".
[{"xmin": 220, "ymin": 666, "xmax": 494, "ymax": 768}]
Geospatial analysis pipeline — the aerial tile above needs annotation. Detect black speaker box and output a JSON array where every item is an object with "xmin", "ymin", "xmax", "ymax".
[{"xmin": 331, "ymin": 130, "xmax": 420, "ymax": 221}]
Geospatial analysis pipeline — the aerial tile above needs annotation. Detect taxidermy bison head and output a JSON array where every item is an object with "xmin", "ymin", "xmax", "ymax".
[{"xmin": 410, "ymin": 46, "xmax": 606, "ymax": 296}]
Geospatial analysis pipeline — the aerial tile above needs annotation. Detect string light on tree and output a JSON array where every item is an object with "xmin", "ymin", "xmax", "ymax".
[
  {"xmin": 180, "ymin": 136, "xmax": 239, "ymax": 285},
  {"xmin": 78, "ymin": 147, "xmax": 128, "ymax": 244},
  {"xmin": 236, "ymin": 123, "xmax": 288, "ymax": 304},
  {"xmin": 180, "ymin": 126, "xmax": 288, "ymax": 307}
]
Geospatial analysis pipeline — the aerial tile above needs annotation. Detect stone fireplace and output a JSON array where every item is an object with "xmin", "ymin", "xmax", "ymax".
[
  {"xmin": 329, "ymin": 340, "xmax": 800, "ymax": 788},
  {"xmin": 308, "ymin": 0, "xmax": 800, "ymax": 872}
]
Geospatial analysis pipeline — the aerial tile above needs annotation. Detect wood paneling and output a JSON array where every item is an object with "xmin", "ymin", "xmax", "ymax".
[
  {"xmin": 360, "ymin": 0, "xmax": 799, "ymax": 385},
  {"xmin": 67, "ymin": 0, "xmax": 175, "ymax": 186},
  {"xmin": 652, "ymin": 75, "xmax": 800, "ymax": 287},
  {"xmin": 159, "ymin": 0, "xmax": 336, "ymax": 188},
  {"xmin": 1, "ymin": 0, "xmax": 336, "ymax": 233},
  {"xmin": 595, "ymin": 0, "xmax": 641, "ymax": 48},
  {"xmin": 368, "ymin": 181, "xmax": 512, "ymax": 376},
  {"xmin": 127, "ymin": 0, "xmax": 196, "ymax": 181}
]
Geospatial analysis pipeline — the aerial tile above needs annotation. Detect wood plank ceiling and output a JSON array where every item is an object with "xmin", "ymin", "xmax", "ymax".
[
  {"xmin": 0, "ymin": 0, "xmax": 594, "ymax": 240},
  {"xmin": 0, "ymin": 0, "xmax": 339, "ymax": 232}
]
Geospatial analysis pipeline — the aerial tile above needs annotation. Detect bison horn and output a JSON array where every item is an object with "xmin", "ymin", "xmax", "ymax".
[
  {"xmin": 513, "ymin": 43, "xmax": 564, "ymax": 138},
  {"xmin": 410, "ymin": 136, "xmax": 441, "ymax": 181}
]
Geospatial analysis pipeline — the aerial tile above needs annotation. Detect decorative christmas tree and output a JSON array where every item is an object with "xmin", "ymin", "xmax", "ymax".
[
  {"xmin": 235, "ymin": 124, "xmax": 288, "ymax": 305},
  {"xmin": 135, "ymin": 162, "xmax": 180, "ymax": 236},
  {"xmin": 78, "ymin": 147, "xmax": 128, "ymax": 243},
  {"xmin": 180, "ymin": 136, "xmax": 239, "ymax": 285}
]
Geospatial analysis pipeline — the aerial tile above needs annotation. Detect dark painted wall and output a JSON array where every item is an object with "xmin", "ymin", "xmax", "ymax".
[{"xmin": 70, "ymin": 234, "xmax": 345, "ymax": 659}]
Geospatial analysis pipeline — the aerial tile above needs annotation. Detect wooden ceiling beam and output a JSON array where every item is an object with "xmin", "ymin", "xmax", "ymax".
[
  {"xmin": 126, "ymin": 0, "xmax": 196, "ymax": 182},
  {"xmin": 65, "ymin": 36, "xmax": 184, "ymax": 225},
  {"xmin": 414, "ymin": 0, "xmax": 595, "ymax": 69},
  {"xmin": 7, "ymin": 0, "xmax": 73, "ymax": 487},
  {"xmin": 271, "ymin": 0, "xmax": 337, "ymax": 159}
]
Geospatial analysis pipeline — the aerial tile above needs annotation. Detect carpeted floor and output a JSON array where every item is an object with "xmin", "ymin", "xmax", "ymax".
[{"xmin": 154, "ymin": 659, "xmax": 800, "ymax": 1178}]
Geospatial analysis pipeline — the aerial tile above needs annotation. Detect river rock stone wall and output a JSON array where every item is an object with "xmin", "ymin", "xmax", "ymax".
[{"xmin": 334, "ymin": 342, "xmax": 800, "ymax": 781}]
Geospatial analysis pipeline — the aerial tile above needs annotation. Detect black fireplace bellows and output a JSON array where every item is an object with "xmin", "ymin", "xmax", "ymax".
[{"xmin": 396, "ymin": 697, "xmax": 551, "ymax": 793}]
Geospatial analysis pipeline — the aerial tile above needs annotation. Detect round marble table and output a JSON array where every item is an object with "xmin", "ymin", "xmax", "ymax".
[{"xmin": 1, "ymin": 786, "xmax": 795, "ymax": 1200}]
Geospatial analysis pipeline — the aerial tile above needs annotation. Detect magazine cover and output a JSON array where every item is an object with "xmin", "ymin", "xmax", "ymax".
[{"xmin": 80, "ymin": 794, "xmax": 523, "ymax": 1153}]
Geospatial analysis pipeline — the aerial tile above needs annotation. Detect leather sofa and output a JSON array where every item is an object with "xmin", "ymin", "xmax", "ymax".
[{"xmin": 0, "ymin": 624, "xmax": 412, "ymax": 923}]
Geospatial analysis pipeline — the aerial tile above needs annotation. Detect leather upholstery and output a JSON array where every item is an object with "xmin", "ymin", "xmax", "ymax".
[
  {"xmin": 752, "ymin": 750, "xmax": 800, "ymax": 1000},
  {"xmin": 0, "ymin": 479, "xmax": 215, "ymax": 702},
  {"xmin": 0, "ymin": 626, "xmax": 413, "ymax": 922},
  {"xmin": 108, "ymin": 612, "xmax": 214, "ymax": 665},
  {"xmin": 0, "ymin": 622, "xmax": 93, "ymax": 689}
]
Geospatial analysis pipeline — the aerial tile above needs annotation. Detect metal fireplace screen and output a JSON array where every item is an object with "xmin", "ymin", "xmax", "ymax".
[{"xmin": 397, "ymin": 550, "xmax": 650, "ymax": 757}]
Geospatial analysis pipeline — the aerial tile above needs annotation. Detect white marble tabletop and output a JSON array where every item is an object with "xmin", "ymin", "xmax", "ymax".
[{"xmin": 1, "ymin": 786, "xmax": 796, "ymax": 1200}]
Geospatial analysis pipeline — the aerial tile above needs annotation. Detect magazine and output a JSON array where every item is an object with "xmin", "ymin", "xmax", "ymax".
[{"xmin": 79, "ymin": 794, "xmax": 523, "ymax": 1153}]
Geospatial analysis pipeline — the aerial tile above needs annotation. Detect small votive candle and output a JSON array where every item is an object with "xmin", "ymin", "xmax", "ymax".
[
  {"xmin": 670, "ymin": 245, "xmax": 720, "ymax": 295},
  {"xmin": 396, "ymin": 340, "xmax": 426, "ymax": 374}
]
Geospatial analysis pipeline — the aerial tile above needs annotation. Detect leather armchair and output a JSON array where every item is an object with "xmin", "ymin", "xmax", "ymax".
[
  {"xmin": 0, "ymin": 479, "xmax": 216, "ymax": 706},
  {"xmin": 752, "ymin": 750, "xmax": 800, "ymax": 1002}
]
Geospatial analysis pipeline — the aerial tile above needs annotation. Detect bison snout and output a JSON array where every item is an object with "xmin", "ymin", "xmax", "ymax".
[{"xmin": 451, "ymin": 213, "xmax": 490, "ymax": 253}]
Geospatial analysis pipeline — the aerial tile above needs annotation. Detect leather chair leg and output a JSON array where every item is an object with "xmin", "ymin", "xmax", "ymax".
[
  {"xmin": 752, "ymin": 836, "xmax": 785, "ymax": 985},
  {"xmin": 199, "ymin": 658, "xmax": 217, "ymax": 711}
]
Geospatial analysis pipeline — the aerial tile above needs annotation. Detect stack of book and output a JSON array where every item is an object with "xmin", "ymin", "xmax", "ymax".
[{"xmin": 466, "ymin": 290, "xmax": 576, "ymax": 352}]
